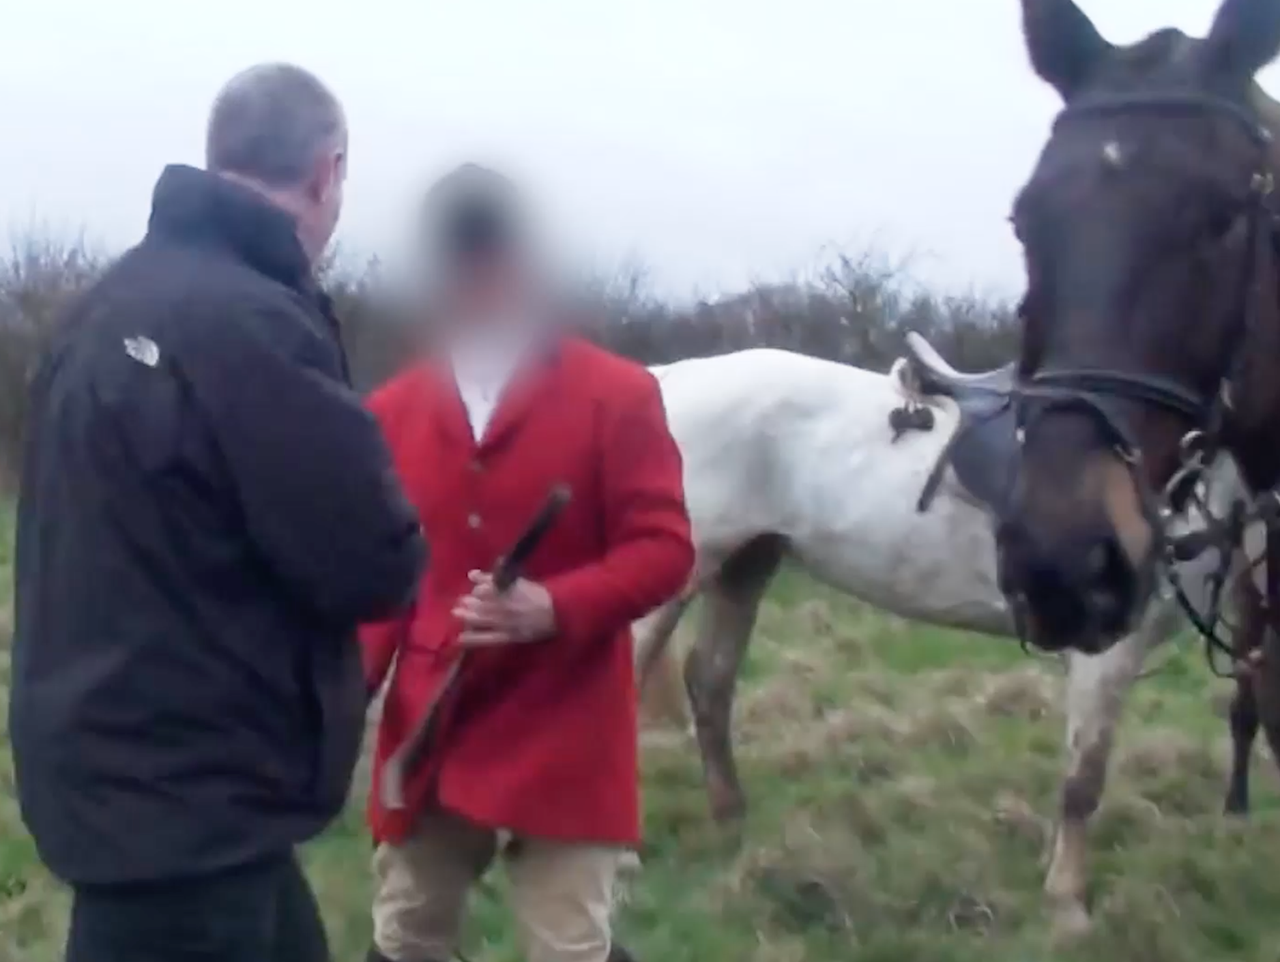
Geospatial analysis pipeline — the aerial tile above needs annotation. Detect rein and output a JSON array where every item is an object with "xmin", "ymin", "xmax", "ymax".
[{"xmin": 1012, "ymin": 91, "xmax": 1279, "ymax": 676}]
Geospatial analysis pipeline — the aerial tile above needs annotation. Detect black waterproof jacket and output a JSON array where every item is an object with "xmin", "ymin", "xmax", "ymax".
[{"xmin": 10, "ymin": 165, "xmax": 426, "ymax": 885}]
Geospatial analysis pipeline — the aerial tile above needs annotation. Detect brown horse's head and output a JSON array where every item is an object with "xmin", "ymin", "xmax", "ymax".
[{"xmin": 996, "ymin": 0, "xmax": 1280, "ymax": 653}]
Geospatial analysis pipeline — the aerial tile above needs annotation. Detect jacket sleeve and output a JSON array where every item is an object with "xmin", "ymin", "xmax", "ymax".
[
  {"xmin": 184, "ymin": 302, "xmax": 427, "ymax": 626},
  {"xmin": 358, "ymin": 381, "xmax": 420, "ymax": 693},
  {"xmin": 544, "ymin": 372, "xmax": 694, "ymax": 644}
]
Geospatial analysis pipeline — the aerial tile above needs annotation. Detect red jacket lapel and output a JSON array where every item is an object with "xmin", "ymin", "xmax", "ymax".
[{"xmin": 422, "ymin": 360, "xmax": 476, "ymax": 452}]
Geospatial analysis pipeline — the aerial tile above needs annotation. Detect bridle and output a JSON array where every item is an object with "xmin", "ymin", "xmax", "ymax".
[{"xmin": 1010, "ymin": 91, "xmax": 1280, "ymax": 674}]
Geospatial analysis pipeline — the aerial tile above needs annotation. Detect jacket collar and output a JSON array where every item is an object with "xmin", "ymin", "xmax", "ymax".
[{"xmin": 146, "ymin": 165, "xmax": 312, "ymax": 291}]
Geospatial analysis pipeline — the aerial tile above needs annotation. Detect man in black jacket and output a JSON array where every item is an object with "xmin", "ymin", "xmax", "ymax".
[{"xmin": 10, "ymin": 63, "xmax": 426, "ymax": 962}]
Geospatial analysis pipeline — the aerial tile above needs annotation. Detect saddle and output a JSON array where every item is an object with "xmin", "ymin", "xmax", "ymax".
[
  {"xmin": 904, "ymin": 331, "xmax": 1016, "ymax": 399},
  {"xmin": 892, "ymin": 331, "xmax": 1019, "ymax": 516}
]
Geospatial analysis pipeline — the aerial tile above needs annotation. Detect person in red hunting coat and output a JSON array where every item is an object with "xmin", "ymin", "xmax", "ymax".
[{"xmin": 360, "ymin": 165, "xmax": 695, "ymax": 962}]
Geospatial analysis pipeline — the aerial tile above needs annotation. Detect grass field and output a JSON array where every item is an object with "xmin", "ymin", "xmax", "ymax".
[{"xmin": 4, "ymin": 500, "xmax": 1280, "ymax": 961}]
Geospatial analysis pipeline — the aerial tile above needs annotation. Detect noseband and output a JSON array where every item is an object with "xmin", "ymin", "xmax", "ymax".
[{"xmin": 1012, "ymin": 92, "xmax": 1278, "ymax": 671}]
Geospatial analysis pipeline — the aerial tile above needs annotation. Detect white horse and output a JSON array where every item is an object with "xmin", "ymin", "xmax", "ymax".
[{"xmin": 633, "ymin": 346, "xmax": 1233, "ymax": 934}]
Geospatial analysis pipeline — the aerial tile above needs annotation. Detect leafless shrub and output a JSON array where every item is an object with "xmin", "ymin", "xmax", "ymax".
[
  {"xmin": 0, "ymin": 235, "xmax": 104, "ymax": 490},
  {"xmin": 0, "ymin": 235, "xmax": 1018, "ymax": 492}
]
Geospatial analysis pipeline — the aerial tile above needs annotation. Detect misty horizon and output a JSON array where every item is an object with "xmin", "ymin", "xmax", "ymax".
[{"xmin": 4, "ymin": 0, "xmax": 1277, "ymax": 301}]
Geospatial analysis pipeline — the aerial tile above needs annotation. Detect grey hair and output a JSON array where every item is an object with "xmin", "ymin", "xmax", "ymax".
[{"xmin": 205, "ymin": 63, "xmax": 345, "ymax": 189}]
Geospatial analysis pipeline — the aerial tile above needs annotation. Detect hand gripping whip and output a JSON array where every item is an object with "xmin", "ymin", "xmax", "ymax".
[{"xmin": 381, "ymin": 484, "xmax": 573, "ymax": 809}]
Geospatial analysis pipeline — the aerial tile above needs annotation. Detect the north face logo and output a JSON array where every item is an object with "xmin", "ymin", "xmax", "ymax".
[{"xmin": 123, "ymin": 336, "xmax": 160, "ymax": 368}]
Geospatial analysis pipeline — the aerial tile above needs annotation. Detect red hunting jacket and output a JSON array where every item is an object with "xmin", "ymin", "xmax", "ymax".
[{"xmin": 361, "ymin": 336, "xmax": 694, "ymax": 847}]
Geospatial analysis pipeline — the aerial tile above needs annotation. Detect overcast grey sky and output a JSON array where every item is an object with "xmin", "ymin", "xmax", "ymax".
[{"xmin": 3, "ymin": 0, "xmax": 1277, "ymax": 299}]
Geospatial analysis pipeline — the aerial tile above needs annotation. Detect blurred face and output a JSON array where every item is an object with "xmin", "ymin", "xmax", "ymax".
[{"xmin": 436, "ymin": 249, "xmax": 540, "ymax": 337}]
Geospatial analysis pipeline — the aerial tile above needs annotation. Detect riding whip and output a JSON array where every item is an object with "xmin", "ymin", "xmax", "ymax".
[
  {"xmin": 380, "ymin": 484, "xmax": 573, "ymax": 809},
  {"xmin": 491, "ymin": 483, "xmax": 573, "ymax": 591}
]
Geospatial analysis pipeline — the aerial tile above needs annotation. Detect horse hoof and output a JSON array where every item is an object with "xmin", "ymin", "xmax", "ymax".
[
  {"xmin": 709, "ymin": 798, "xmax": 747, "ymax": 826},
  {"xmin": 1049, "ymin": 901, "xmax": 1092, "ymax": 941},
  {"xmin": 707, "ymin": 817, "xmax": 746, "ymax": 855},
  {"xmin": 1223, "ymin": 797, "xmax": 1250, "ymax": 818},
  {"xmin": 706, "ymin": 777, "xmax": 747, "ymax": 826}
]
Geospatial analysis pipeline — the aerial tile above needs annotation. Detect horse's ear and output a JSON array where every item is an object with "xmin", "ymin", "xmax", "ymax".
[
  {"xmin": 1020, "ymin": 0, "xmax": 1112, "ymax": 99},
  {"xmin": 1204, "ymin": 0, "xmax": 1280, "ymax": 80}
]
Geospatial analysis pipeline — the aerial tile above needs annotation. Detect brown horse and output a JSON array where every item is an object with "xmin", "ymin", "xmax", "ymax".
[{"xmin": 996, "ymin": 0, "xmax": 1280, "ymax": 656}]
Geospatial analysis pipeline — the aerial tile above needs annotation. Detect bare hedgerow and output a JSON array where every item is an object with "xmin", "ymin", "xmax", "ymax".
[
  {"xmin": 0, "ymin": 236, "xmax": 1019, "ymax": 491},
  {"xmin": 0, "ymin": 235, "xmax": 103, "ymax": 491}
]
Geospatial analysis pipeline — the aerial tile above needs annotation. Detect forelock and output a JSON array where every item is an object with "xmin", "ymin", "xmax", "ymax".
[
  {"xmin": 1094, "ymin": 28, "xmax": 1197, "ymax": 90},
  {"xmin": 205, "ymin": 63, "xmax": 344, "ymax": 188}
]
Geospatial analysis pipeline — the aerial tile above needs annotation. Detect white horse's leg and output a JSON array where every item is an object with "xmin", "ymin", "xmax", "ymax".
[
  {"xmin": 685, "ymin": 535, "xmax": 785, "ymax": 823},
  {"xmin": 1044, "ymin": 602, "xmax": 1176, "ymax": 933},
  {"xmin": 635, "ymin": 593, "xmax": 697, "ymax": 731}
]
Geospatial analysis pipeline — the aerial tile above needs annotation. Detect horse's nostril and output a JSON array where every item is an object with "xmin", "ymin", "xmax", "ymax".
[
  {"xmin": 1100, "ymin": 537, "xmax": 1130, "ymax": 586},
  {"xmin": 998, "ymin": 524, "xmax": 1140, "ymax": 649},
  {"xmin": 1082, "ymin": 535, "xmax": 1135, "ymax": 633},
  {"xmin": 1088, "ymin": 586, "xmax": 1122, "ymax": 623},
  {"xmin": 1085, "ymin": 542, "xmax": 1111, "ymax": 582}
]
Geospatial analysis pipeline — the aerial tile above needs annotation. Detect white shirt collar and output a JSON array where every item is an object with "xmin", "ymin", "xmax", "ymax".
[{"xmin": 447, "ymin": 322, "xmax": 537, "ymax": 441}]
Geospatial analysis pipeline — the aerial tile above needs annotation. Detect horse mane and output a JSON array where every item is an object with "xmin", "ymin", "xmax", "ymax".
[
  {"xmin": 888, "ymin": 356, "xmax": 949, "ymax": 413},
  {"xmin": 887, "ymin": 357, "xmax": 922, "ymax": 404}
]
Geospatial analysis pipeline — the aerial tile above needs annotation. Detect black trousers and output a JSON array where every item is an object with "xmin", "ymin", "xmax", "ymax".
[{"xmin": 65, "ymin": 853, "xmax": 330, "ymax": 962}]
